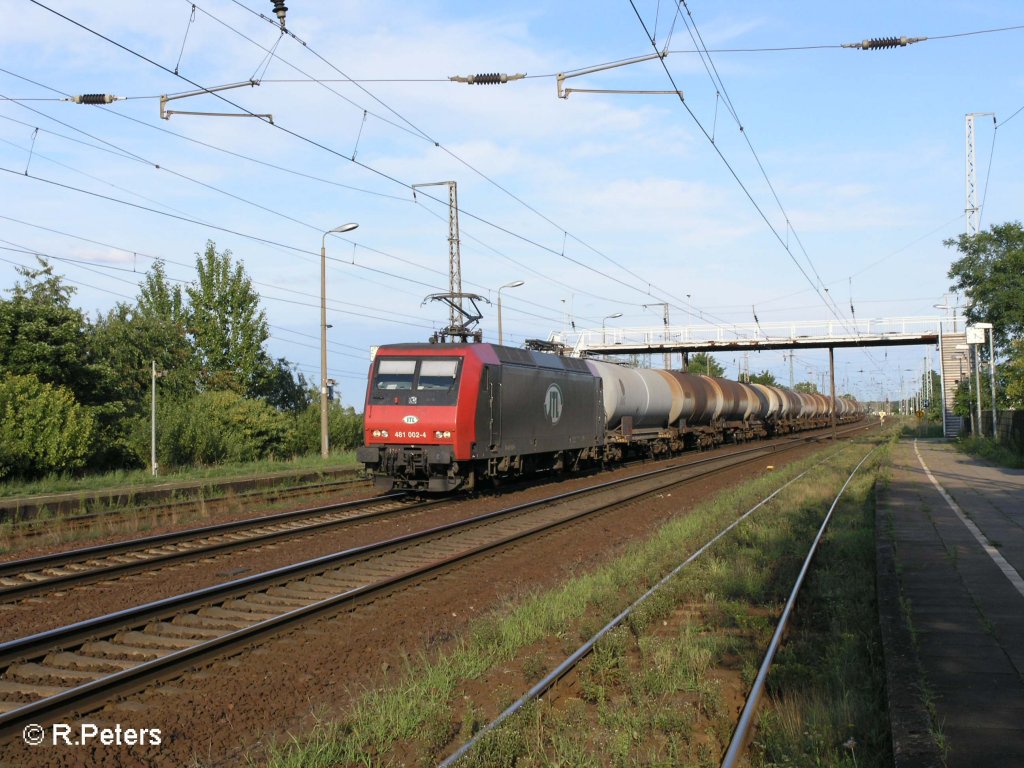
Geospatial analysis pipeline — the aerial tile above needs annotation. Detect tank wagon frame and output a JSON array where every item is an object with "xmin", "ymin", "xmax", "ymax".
[{"xmin": 356, "ymin": 343, "xmax": 862, "ymax": 492}]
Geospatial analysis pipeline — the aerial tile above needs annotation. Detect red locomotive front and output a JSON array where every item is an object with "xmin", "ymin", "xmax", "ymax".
[{"xmin": 356, "ymin": 344, "xmax": 492, "ymax": 491}]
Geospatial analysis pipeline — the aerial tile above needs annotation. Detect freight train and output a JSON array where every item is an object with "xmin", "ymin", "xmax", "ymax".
[{"xmin": 356, "ymin": 343, "xmax": 862, "ymax": 492}]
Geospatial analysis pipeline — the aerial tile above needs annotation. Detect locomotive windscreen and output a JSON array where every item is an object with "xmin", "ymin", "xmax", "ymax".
[{"xmin": 370, "ymin": 357, "xmax": 462, "ymax": 405}]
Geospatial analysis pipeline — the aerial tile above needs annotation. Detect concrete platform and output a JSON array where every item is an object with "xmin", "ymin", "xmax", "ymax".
[{"xmin": 877, "ymin": 439, "xmax": 1024, "ymax": 768}]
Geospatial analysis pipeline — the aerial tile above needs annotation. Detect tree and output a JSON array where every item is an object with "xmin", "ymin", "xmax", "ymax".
[
  {"xmin": 946, "ymin": 221, "xmax": 1024, "ymax": 351},
  {"xmin": 186, "ymin": 242, "xmax": 269, "ymax": 395},
  {"xmin": 794, "ymin": 381, "xmax": 818, "ymax": 394},
  {"xmin": 0, "ymin": 258, "xmax": 99, "ymax": 398},
  {"xmin": 1002, "ymin": 340, "xmax": 1024, "ymax": 408},
  {"xmin": 687, "ymin": 352, "xmax": 724, "ymax": 377},
  {"xmin": 748, "ymin": 370, "xmax": 778, "ymax": 386},
  {"xmin": 0, "ymin": 374, "xmax": 96, "ymax": 479},
  {"xmin": 251, "ymin": 356, "xmax": 311, "ymax": 413}
]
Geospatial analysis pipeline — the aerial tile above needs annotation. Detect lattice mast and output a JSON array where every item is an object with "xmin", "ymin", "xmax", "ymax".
[
  {"xmin": 414, "ymin": 180, "xmax": 487, "ymax": 343},
  {"xmin": 965, "ymin": 113, "xmax": 994, "ymax": 234},
  {"xmin": 446, "ymin": 181, "xmax": 463, "ymax": 327}
]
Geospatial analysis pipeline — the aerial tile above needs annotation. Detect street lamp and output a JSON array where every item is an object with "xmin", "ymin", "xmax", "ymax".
[
  {"xmin": 602, "ymin": 312, "xmax": 623, "ymax": 344},
  {"xmin": 497, "ymin": 280, "xmax": 524, "ymax": 345},
  {"xmin": 321, "ymin": 223, "xmax": 359, "ymax": 458},
  {"xmin": 150, "ymin": 361, "xmax": 165, "ymax": 476}
]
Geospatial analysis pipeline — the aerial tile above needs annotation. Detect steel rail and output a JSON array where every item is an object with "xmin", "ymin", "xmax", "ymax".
[
  {"xmin": 436, "ymin": 443, "xmax": 862, "ymax": 767},
  {"xmin": 720, "ymin": 445, "xmax": 879, "ymax": 768},
  {"xmin": 0, "ymin": 423, "xmax": 869, "ymax": 601},
  {"xmin": 0, "ymin": 492, "xmax": 411, "ymax": 600},
  {"xmin": 0, "ymin": 427, "xmax": 865, "ymax": 737}
]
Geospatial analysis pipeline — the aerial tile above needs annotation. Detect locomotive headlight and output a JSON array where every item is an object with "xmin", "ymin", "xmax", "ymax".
[
  {"xmin": 434, "ymin": 430, "xmax": 452, "ymax": 439},
  {"xmin": 372, "ymin": 430, "xmax": 381, "ymax": 438},
  {"xmin": 381, "ymin": 430, "xmax": 389, "ymax": 438}
]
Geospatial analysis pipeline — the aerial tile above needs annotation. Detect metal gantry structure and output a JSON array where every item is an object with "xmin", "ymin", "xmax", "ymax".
[
  {"xmin": 414, "ymin": 180, "xmax": 490, "ymax": 343},
  {"xmin": 965, "ymin": 112, "xmax": 996, "ymax": 234}
]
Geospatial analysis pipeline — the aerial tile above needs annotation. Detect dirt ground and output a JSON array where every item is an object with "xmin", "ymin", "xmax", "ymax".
[{"xmin": 0, "ymin": 437, "xmax": 841, "ymax": 767}]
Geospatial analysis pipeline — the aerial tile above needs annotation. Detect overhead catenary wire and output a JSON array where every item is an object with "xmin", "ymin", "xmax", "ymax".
[
  {"xmin": 671, "ymin": 1, "xmax": 854, "ymax": 331},
  {"xmin": 628, "ymin": 1, "xmax": 898, "ymax": 378},
  {"xmin": 626, "ymin": 2, "xmax": 844, "ymax": 328},
  {"xmin": 0, "ymin": 66, "xmax": 653, "ymax": 320},
  {"xmin": 9, "ymin": 6, "xmax": 718, "ymax": 330},
  {"xmin": 188, "ymin": 0, "xmax": 732, "ymax": 326}
]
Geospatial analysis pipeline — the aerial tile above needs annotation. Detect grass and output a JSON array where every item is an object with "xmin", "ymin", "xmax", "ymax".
[
  {"xmin": 899, "ymin": 418, "xmax": 945, "ymax": 439},
  {"xmin": 259, "ymin": 436, "xmax": 891, "ymax": 768},
  {"xmin": 955, "ymin": 435, "xmax": 1024, "ymax": 469},
  {"xmin": 0, "ymin": 450, "xmax": 361, "ymax": 500},
  {"xmin": 750, "ymin": 459, "xmax": 891, "ymax": 767}
]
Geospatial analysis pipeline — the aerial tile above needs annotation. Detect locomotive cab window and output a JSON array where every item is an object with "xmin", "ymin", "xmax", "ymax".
[
  {"xmin": 374, "ymin": 359, "xmax": 415, "ymax": 390},
  {"xmin": 371, "ymin": 357, "xmax": 462, "ymax": 404},
  {"xmin": 417, "ymin": 359, "xmax": 459, "ymax": 390}
]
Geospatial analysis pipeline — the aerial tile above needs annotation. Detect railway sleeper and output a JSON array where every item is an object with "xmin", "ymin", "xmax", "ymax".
[
  {"xmin": 113, "ymin": 631, "xmax": 196, "ymax": 650},
  {"xmin": 174, "ymin": 613, "xmax": 254, "ymax": 631},
  {"xmin": 200, "ymin": 606, "xmax": 279, "ymax": 623},
  {"xmin": 46, "ymin": 651, "xmax": 136, "ymax": 672},
  {"xmin": 6, "ymin": 662, "xmax": 105, "ymax": 683},
  {"xmin": 79, "ymin": 640, "xmax": 164, "ymax": 661},
  {"xmin": 225, "ymin": 593, "xmax": 308, "ymax": 610},
  {"xmin": 0, "ymin": 679, "xmax": 67, "ymax": 704},
  {"xmin": 148, "ymin": 620, "xmax": 222, "ymax": 640},
  {"xmin": 282, "ymin": 579, "xmax": 341, "ymax": 595}
]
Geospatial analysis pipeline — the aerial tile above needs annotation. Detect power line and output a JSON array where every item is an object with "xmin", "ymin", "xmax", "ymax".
[
  {"xmin": 0, "ymin": 213, "xmax": 437, "ymax": 329},
  {"xmin": 186, "ymin": 0, "xmax": 731, "ymax": 323}
]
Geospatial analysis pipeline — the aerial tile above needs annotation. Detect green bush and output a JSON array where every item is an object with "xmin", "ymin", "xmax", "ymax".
[
  {"xmin": 288, "ymin": 402, "xmax": 364, "ymax": 455},
  {"xmin": 0, "ymin": 373, "xmax": 96, "ymax": 480},
  {"xmin": 155, "ymin": 390, "xmax": 291, "ymax": 466}
]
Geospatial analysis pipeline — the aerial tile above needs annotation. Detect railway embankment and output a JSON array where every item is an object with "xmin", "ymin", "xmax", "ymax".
[{"xmin": 0, "ymin": 464, "xmax": 361, "ymax": 524}]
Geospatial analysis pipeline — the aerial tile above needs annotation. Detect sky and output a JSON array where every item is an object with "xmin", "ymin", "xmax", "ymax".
[{"xmin": 1, "ymin": 0, "xmax": 1021, "ymax": 407}]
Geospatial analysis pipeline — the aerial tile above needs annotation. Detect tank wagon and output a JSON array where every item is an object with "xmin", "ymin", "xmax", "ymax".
[{"xmin": 356, "ymin": 343, "xmax": 862, "ymax": 492}]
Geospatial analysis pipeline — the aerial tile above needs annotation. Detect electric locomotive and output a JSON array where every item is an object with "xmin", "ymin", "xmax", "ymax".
[{"xmin": 356, "ymin": 343, "xmax": 604, "ymax": 491}]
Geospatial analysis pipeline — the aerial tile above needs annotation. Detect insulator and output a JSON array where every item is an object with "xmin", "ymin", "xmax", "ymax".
[
  {"xmin": 862, "ymin": 36, "xmax": 906, "ymax": 49},
  {"xmin": 450, "ymin": 72, "xmax": 525, "ymax": 85},
  {"xmin": 271, "ymin": 0, "xmax": 287, "ymax": 27},
  {"xmin": 469, "ymin": 73, "xmax": 504, "ymax": 85},
  {"xmin": 71, "ymin": 94, "xmax": 117, "ymax": 104}
]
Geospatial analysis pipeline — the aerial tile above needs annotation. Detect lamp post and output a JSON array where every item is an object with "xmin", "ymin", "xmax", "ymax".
[
  {"xmin": 497, "ymin": 280, "xmax": 524, "ymax": 345},
  {"xmin": 602, "ymin": 312, "xmax": 622, "ymax": 344},
  {"xmin": 150, "ymin": 360, "xmax": 165, "ymax": 477},
  {"xmin": 321, "ymin": 223, "xmax": 359, "ymax": 458},
  {"xmin": 974, "ymin": 322, "xmax": 997, "ymax": 439}
]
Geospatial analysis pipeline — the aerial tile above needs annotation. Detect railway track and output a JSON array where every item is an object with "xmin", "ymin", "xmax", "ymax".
[
  {"xmin": 0, "ymin": 423, "xmax": 870, "ymax": 737},
  {"xmin": 0, "ymin": 424, "xmax": 869, "ymax": 603},
  {"xmin": 439, "ymin": 441, "xmax": 880, "ymax": 767},
  {"xmin": 0, "ymin": 492, "xmax": 419, "ymax": 601},
  {"xmin": 1, "ymin": 473, "xmax": 369, "ymax": 542}
]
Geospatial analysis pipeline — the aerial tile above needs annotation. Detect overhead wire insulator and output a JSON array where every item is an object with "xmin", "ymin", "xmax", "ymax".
[
  {"xmin": 271, "ymin": 0, "xmax": 287, "ymax": 29},
  {"xmin": 65, "ymin": 94, "xmax": 121, "ymax": 104},
  {"xmin": 449, "ymin": 73, "xmax": 526, "ymax": 85},
  {"xmin": 842, "ymin": 35, "xmax": 927, "ymax": 50}
]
